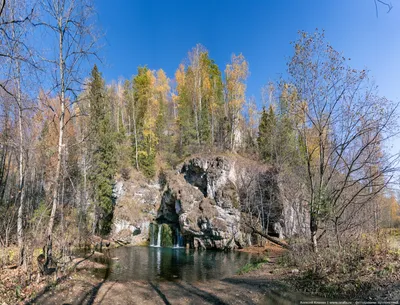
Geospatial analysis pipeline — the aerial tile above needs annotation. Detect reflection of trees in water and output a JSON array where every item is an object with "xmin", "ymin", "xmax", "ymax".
[{"xmin": 106, "ymin": 247, "xmax": 254, "ymax": 282}]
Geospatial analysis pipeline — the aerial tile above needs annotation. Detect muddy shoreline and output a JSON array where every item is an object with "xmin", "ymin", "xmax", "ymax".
[
  {"xmin": 2, "ymin": 243, "xmax": 399, "ymax": 304},
  {"xmin": 26, "ymin": 244, "xmax": 303, "ymax": 305}
]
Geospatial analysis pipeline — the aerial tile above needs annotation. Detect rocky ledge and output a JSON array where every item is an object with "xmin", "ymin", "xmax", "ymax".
[{"xmin": 112, "ymin": 155, "xmax": 308, "ymax": 250}]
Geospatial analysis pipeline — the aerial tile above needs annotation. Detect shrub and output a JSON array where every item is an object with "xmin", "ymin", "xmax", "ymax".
[{"xmin": 120, "ymin": 167, "xmax": 131, "ymax": 181}]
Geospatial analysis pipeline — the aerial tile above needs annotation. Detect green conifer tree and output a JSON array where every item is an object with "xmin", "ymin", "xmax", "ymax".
[
  {"xmin": 88, "ymin": 65, "xmax": 117, "ymax": 235},
  {"xmin": 257, "ymin": 105, "xmax": 277, "ymax": 163}
]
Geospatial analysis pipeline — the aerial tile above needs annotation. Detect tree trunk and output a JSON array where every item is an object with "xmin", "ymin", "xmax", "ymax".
[
  {"xmin": 334, "ymin": 220, "xmax": 341, "ymax": 249},
  {"xmin": 132, "ymin": 107, "xmax": 139, "ymax": 170},
  {"xmin": 193, "ymin": 97, "xmax": 201, "ymax": 146},
  {"xmin": 10, "ymin": 1, "xmax": 26, "ymax": 267},
  {"xmin": 211, "ymin": 107, "xmax": 215, "ymax": 145},
  {"xmin": 247, "ymin": 225, "xmax": 289, "ymax": 249},
  {"xmin": 310, "ymin": 215, "xmax": 318, "ymax": 253},
  {"xmin": 47, "ymin": 22, "xmax": 65, "ymax": 266},
  {"xmin": 17, "ymin": 78, "xmax": 25, "ymax": 267}
]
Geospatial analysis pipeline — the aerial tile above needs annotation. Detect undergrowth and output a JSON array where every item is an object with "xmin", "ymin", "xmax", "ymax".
[
  {"xmin": 281, "ymin": 232, "xmax": 400, "ymax": 299},
  {"xmin": 237, "ymin": 255, "xmax": 270, "ymax": 274}
]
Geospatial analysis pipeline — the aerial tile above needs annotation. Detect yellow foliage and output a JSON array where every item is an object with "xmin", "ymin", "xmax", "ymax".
[
  {"xmin": 141, "ymin": 69, "xmax": 159, "ymax": 145},
  {"xmin": 155, "ymin": 69, "xmax": 170, "ymax": 98},
  {"xmin": 225, "ymin": 53, "xmax": 249, "ymax": 118},
  {"xmin": 380, "ymin": 194, "xmax": 400, "ymax": 228},
  {"xmin": 300, "ymin": 122, "xmax": 331, "ymax": 171},
  {"xmin": 175, "ymin": 64, "xmax": 186, "ymax": 93}
]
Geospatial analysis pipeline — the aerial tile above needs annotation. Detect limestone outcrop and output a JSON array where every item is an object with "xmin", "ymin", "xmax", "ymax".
[
  {"xmin": 111, "ymin": 171, "xmax": 161, "ymax": 245},
  {"xmin": 112, "ymin": 155, "xmax": 309, "ymax": 249},
  {"xmin": 158, "ymin": 167, "xmax": 245, "ymax": 250}
]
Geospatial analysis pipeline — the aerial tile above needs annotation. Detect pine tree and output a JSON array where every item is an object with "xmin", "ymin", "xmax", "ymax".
[
  {"xmin": 175, "ymin": 64, "xmax": 195, "ymax": 156},
  {"xmin": 200, "ymin": 52, "xmax": 224, "ymax": 146},
  {"xmin": 257, "ymin": 105, "xmax": 277, "ymax": 163},
  {"xmin": 88, "ymin": 65, "xmax": 116, "ymax": 235}
]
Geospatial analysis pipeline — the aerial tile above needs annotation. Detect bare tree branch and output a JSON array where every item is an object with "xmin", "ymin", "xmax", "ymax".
[
  {"xmin": 0, "ymin": 0, "xmax": 5, "ymax": 18},
  {"xmin": 375, "ymin": 0, "xmax": 393, "ymax": 17}
]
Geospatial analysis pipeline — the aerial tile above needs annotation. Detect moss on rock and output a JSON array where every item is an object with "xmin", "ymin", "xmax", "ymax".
[{"xmin": 161, "ymin": 224, "xmax": 173, "ymax": 247}]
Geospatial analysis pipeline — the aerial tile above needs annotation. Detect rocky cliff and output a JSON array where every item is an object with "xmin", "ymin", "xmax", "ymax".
[
  {"xmin": 158, "ymin": 158, "xmax": 246, "ymax": 250},
  {"xmin": 111, "ymin": 170, "xmax": 161, "ymax": 245},
  {"xmin": 111, "ymin": 155, "xmax": 308, "ymax": 249}
]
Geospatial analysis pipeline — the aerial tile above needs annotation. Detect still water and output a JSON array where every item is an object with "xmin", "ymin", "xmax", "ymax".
[
  {"xmin": 88, "ymin": 246, "xmax": 325, "ymax": 304},
  {"xmin": 96, "ymin": 246, "xmax": 255, "ymax": 282}
]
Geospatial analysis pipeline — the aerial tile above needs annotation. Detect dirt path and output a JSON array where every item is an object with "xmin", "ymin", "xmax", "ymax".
[{"xmin": 27, "ymin": 270, "xmax": 304, "ymax": 305}]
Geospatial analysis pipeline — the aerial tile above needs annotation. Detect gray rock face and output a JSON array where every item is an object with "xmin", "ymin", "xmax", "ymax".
[
  {"xmin": 112, "ymin": 172, "xmax": 161, "ymax": 244},
  {"xmin": 112, "ymin": 155, "xmax": 309, "ymax": 249},
  {"xmin": 142, "ymin": 156, "xmax": 248, "ymax": 250},
  {"xmin": 280, "ymin": 184, "xmax": 310, "ymax": 238},
  {"xmin": 175, "ymin": 156, "xmax": 308, "ymax": 243},
  {"xmin": 181, "ymin": 157, "xmax": 240, "ymax": 209},
  {"xmin": 155, "ymin": 156, "xmax": 250, "ymax": 249}
]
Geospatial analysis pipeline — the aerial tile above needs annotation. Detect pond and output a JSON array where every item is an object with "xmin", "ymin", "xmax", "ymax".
[
  {"xmin": 95, "ymin": 246, "xmax": 256, "ymax": 282},
  {"xmin": 86, "ymin": 246, "xmax": 325, "ymax": 304}
]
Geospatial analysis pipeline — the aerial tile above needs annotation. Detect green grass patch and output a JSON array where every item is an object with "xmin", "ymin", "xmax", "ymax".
[{"xmin": 237, "ymin": 256, "xmax": 269, "ymax": 275}]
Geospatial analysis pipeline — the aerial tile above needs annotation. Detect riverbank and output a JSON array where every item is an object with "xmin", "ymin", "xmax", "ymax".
[
  {"xmin": 0, "ymin": 243, "xmax": 292, "ymax": 304},
  {"xmin": 25, "ymin": 244, "xmax": 309, "ymax": 305},
  {"xmin": 2, "ymin": 241, "xmax": 400, "ymax": 304}
]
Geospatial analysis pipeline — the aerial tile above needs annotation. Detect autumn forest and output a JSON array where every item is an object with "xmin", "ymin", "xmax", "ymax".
[{"xmin": 1, "ymin": 0, "xmax": 400, "ymax": 303}]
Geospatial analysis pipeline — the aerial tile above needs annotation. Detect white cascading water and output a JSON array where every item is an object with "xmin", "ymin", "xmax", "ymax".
[
  {"xmin": 156, "ymin": 224, "xmax": 162, "ymax": 247},
  {"xmin": 150, "ymin": 223, "xmax": 154, "ymax": 246},
  {"xmin": 174, "ymin": 227, "xmax": 184, "ymax": 248}
]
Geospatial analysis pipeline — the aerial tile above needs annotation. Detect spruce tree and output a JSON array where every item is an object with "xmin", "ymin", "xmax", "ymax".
[
  {"xmin": 88, "ymin": 65, "xmax": 116, "ymax": 235},
  {"xmin": 257, "ymin": 105, "xmax": 277, "ymax": 163}
]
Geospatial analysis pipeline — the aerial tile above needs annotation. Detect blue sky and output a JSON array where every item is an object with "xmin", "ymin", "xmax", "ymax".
[
  {"xmin": 95, "ymin": 0, "xmax": 400, "ymax": 126},
  {"xmin": 95, "ymin": 0, "xmax": 400, "ymax": 102}
]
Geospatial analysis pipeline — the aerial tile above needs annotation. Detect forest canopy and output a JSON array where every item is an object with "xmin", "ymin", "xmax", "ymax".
[{"xmin": 0, "ymin": 0, "xmax": 399, "ymax": 289}]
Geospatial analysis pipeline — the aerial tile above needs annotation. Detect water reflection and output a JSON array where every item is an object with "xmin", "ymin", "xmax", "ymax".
[{"xmin": 104, "ymin": 246, "xmax": 255, "ymax": 282}]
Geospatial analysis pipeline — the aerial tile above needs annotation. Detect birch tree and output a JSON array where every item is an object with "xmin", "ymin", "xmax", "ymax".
[
  {"xmin": 225, "ymin": 54, "xmax": 248, "ymax": 151},
  {"xmin": 9, "ymin": 0, "xmax": 29, "ymax": 267},
  {"xmin": 38, "ymin": 0, "xmax": 98, "ymax": 266},
  {"xmin": 0, "ymin": 0, "xmax": 37, "ymax": 267}
]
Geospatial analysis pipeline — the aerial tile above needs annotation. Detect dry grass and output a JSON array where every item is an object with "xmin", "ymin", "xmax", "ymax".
[{"xmin": 281, "ymin": 232, "xmax": 400, "ymax": 300}]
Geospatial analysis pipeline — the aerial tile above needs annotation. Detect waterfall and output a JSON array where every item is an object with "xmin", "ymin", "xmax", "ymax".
[
  {"xmin": 150, "ymin": 223, "xmax": 181, "ymax": 248},
  {"xmin": 174, "ymin": 227, "xmax": 184, "ymax": 248},
  {"xmin": 150, "ymin": 223, "xmax": 162, "ymax": 247},
  {"xmin": 150, "ymin": 223, "xmax": 155, "ymax": 246},
  {"xmin": 156, "ymin": 224, "xmax": 162, "ymax": 247}
]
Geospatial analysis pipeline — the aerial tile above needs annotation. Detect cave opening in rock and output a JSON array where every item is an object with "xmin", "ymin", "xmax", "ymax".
[
  {"xmin": 153, "ymin": 192, "xmax": 186, "ymax": 247},
  {"xmin": 181, "ymin": 165, "xmax": 208, "ymax": 197}
]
